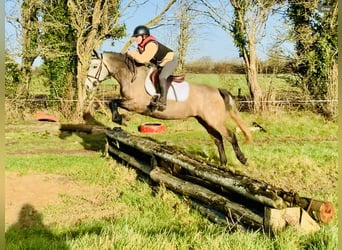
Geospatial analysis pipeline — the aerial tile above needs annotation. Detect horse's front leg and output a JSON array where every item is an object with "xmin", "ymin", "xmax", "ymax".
[{"xmin": 108, "ymin": 99, "xmax": 123, "ymax": 125}]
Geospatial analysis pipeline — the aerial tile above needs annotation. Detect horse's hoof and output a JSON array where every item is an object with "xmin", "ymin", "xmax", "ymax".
[
  {"xmin": 156, "ymin": 104, "xmax": 166, "ymax": 111},
  {"xmin": 147, "ymin": 102, "xmax": 158, "ymax": 112},
  {"xmin": 148, "ymin": 101, "xmax": 166, "ymax": 112},
  {"xmin": 112, "ymin": 116, "xmax": 123, "ymax": 125}
]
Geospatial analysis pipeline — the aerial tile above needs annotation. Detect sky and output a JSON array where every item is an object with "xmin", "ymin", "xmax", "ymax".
[
  {"xmin": 99, "ymin": 1, "xmax": 241, "ymax": 61},
  {"xmin": 99, "ymin": 1, "xmax": 294, "ymax": 62},
  {"xmin": 5, "ymin": 0, "xmax": 294, "ymax": 64}
]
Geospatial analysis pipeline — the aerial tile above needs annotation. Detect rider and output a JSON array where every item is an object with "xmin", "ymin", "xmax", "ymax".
[{"xmin": 127, "ymin": 25, "xmax": 178, "ymax": 111}]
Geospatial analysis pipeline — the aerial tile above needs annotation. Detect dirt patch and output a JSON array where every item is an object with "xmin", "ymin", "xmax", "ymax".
[{"xmin": 5, "ymin": 171, "xmax": 97, "ymax": 228}]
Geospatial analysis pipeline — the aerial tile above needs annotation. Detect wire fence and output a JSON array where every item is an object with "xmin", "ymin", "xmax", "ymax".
[
  {"xmin": 5, "ymin": 96, "xmax": 338, "ymax": 121},
  {"xmin": 5, "ymin": 98, "xmax": 338, "ymax": 105},
  {"xmin": 238, "ymin": 99, "xmax": 338, "ymax": 105}
]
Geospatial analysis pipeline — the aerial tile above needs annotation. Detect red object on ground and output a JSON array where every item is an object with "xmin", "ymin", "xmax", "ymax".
[
  {"xmin": 139, "ymin": 123, "xmax": 166, "ymax": 133},
  {"xmin": 35, "ymin": 111, "xmax": 59, "ymax": 122}
]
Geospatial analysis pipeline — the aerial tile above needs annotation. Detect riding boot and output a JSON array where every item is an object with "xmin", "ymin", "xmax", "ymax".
[{"xmin": 156, "ymin": 78, "xmax": 168, "ymax": 111}]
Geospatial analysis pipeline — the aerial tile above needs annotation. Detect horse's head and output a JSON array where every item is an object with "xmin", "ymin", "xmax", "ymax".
[{"xmin": 85, "ymin": 51, "xmax": 110, "ymax": 91}]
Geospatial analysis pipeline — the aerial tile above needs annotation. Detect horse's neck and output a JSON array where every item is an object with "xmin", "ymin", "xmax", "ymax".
[
  {"xmin": 118, "ymin": 65, "xmax": 149, "ymax": 98},
  {"xmin": 103, "ymin": 52, "xmax": 149, "ymax": 97}
]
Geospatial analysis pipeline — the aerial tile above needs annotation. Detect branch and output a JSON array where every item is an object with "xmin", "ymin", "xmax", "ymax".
[{"xmin": 120, "ymin": 0, "xmax": 177, "ymax": 52}]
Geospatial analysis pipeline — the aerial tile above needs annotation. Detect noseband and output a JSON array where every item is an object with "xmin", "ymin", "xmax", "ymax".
[{"xmin": 86, "ymin": 58, "xmax": 111, "ymax": 86}]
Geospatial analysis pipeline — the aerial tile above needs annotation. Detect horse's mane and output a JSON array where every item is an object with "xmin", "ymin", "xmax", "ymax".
[
  {"xmin": 104, "ymin": 52, "xmax": 146, "ymax": 82},
  {"xmin": 123, "ymin": 53, "xmax": 137, "ymax": 75}
]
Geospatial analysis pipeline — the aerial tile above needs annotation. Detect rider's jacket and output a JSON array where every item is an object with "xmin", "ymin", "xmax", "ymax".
[{"xmin": 127, "ymin": 35, "xmax": 174, "ymax": 67}]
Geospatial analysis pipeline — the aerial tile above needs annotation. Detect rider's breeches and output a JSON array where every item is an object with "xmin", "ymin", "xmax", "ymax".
[{"xmin": 158, "ymin": 57, "xmax": 178, "ymax": 100}]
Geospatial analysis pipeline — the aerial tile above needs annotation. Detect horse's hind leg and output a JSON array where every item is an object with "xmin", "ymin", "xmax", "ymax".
[
  {"xmin": 109, "ymin": 99, "xmax": 123, "ymax": 125},
  {"xmin": 196, "ymin": 117, "xmax": 247, "ymax": 166},
  {"xmin": 225, "ymin": 129, "xmax": 248, "ymax": 165},
  {"xmin": 196, "ymin": 117, "xmax": 227, "ymax": 166},
  {"xmin": 213, "ymin": 135, "xmax": 227, "ymax": 166}
]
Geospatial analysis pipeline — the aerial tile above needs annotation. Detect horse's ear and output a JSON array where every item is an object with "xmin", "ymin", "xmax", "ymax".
[{"xmin": 92, "ymin": 50, "xmax": 100, "ymax": 59}]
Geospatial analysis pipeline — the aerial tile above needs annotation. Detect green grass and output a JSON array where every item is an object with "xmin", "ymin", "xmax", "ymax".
[
  {"xmin": 185, "ymin": 73, "xmax": 299, "ymax": 97},
  {"xmin": 5, "ymin": 110, "xmax": 338, "ymax": 250}
]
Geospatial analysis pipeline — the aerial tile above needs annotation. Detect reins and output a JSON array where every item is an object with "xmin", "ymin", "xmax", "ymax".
[
  {"xmin": 87, "ymin": 53, "xmax": 140, "ymax": 85},
  {"xmin": 123, "ymin": 53, "xmax": 137, "ymax": 83},
  {"xmin": 86, "ymin": 56, "xmax": 111, "ymax": 84}
]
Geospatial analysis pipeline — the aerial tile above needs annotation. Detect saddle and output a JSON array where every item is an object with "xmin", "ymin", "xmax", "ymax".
[
  {"xmin": 150, "ymin": 69, "xmax": 185, "ymax": 85},
  {"xmin": 145, "ymin": 68, "xmax": 190, "ymax": 102}
]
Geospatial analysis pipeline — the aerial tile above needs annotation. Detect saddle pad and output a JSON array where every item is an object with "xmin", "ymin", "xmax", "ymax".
[{"xmin": 145, "ymin": 68, "xmax": 190, "ymax": 102}]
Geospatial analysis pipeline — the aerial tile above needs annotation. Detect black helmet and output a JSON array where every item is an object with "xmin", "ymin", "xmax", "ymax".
[{"xmin": 132, "ymin": 25, "xmax": 150, "ymax": 37}]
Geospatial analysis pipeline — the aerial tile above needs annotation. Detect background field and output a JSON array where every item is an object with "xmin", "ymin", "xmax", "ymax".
[{"xmin": 5, "ymin": 74, "xmax": 338, "ymax": 249}]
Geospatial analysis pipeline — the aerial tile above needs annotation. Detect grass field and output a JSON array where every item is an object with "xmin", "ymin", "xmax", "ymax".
[{"xmin": 5, "ymin": 74, "xmax": 338, "ymax": 249}]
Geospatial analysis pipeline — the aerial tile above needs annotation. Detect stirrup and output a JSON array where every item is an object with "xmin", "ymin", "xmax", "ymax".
[
  {"xmin": 155, "ymin": 102, "xmax": 166, "ymax": 111},
  {"xmin": 148, "ymin": 95, "xmax": 166, "ymax": 112},
  {"xmin": 148, "ymin": 100, "xmax": 166, "ymax": 112}
]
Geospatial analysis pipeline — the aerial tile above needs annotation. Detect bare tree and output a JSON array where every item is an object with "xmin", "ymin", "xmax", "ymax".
[
  {"xmin": 175, "ymin": 0, "xmax": 195, "ymax": 73},
  {"xmin": 200, "ymin": 0, "xmax": 282, "ymax": 112},
  {"xmin": 67, "ymin": 0, "xmax": 124, "ymax": 118},
  {"xmin": 120, "ymin": 0, "xmax": 177, "ymax": 53},
  {"xmin": 5, "ymin": 0, "xmax": 22, "ymax": 57}
]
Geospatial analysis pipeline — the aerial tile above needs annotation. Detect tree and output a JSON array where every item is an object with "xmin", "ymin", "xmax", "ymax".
[
  {"xmin": 200, "ymin": 0, "xmax": 283, "ymax": 112},
  {"xmin": 286, "ymin": 0, "xmax": 338, "ymax": 118},
  {"xmin": 40, "ymin": 0, "xmax": 78, "ymax": 116},
  {"xmin": 5, "ymin": 50, "xmax": 22, "ymax": 99},
  {"xmin": 20, "ymin": 0, "xmax": 40, "ymax": 97},
  {"xmin": 67, "ymin": 0, "xmax": 125, "ymax": 119},
  {"xmin": 175, "ymin": 0, "xmax": 195, "ymax": 73},
  {"xmin": 120, "ymin": 0, "xmax": 177, "ymax": 53}
]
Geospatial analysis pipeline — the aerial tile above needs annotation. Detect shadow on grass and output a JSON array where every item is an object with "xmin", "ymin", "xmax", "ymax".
[
  {"xmin": 5, "ymin": 204, "xmax": 104, "ymax": 250},
  {"xmin": 58, "ymin": 112, "xmax": 108, "ymax": 153}
]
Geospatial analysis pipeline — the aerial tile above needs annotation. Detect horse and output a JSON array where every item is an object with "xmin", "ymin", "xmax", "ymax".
[{"xmin": 85, "ymin": 51, "xmax": 252, "ymax": 166}]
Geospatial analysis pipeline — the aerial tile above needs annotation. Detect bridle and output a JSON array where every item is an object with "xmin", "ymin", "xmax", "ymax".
[{"xmin": 86, "ymin": 56, "xmax": 111, "ymax": 87}]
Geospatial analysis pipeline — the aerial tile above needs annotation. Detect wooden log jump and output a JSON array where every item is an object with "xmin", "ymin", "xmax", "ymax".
[{"xmin": 103, "ymin": 127, "xmax": 334, "ymax": 232}]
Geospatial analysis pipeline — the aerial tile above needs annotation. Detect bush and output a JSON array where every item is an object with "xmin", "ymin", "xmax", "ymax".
[{"xmin": 5, "ymin": 53, "xmax": 22, "ymax": 99}]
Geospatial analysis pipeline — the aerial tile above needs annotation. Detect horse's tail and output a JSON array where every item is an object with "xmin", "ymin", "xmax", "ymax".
[{"xmin": 218, "ymin": 88, "xmax": 252, "ymax": 144}]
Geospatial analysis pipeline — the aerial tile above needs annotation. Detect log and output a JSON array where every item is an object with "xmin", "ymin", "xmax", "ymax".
[
  {"xmin": 108, "ymin": 142, "xmax": 263, "ymax": 230},
  {"xmin": 150, "ymin": 167, "xmax": 264, "ymax": 230},
  {"xmin": 189, "ymin": 200, "xmax": 245, "ymax": 231},
  {"xmin": 296, "ymin": 197, "xmax": 335, "ymax": 223},
  {"xmin": 264, "ymin": 207, "xmax": 320, "ymax": 234},
  {"xmin": 106, "ymin": 128, "xmax": 288, "ymax": 209},
  {"xmin": 60, "ymin": 124, "xmax": 106, "ymax": 135},
  {"xmin": 108, "ymin": 145, "xmax": 152, "ymax": 175},
  {"xmin": 105, "ymin": 127, "xmax": 335, "ymax": 226}
]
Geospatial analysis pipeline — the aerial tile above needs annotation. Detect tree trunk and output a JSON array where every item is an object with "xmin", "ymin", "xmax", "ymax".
[
  {"xmin": 20, "ymin": 0, "xmax": 40, "ymax": 98},
  {"xmin": 326, "ymin": 58, "xmax": 338, "ymax": 119},
  {"xmin": 175, "ymin": 0, "xmax": 193, "ymax": 74},
  {"xmin": 243, "ymin": 40, "xmax": 263, "ymax": 113},
  {"xmin": 75, "ymin": 61, "xmax": 87, "ymax": 121}
]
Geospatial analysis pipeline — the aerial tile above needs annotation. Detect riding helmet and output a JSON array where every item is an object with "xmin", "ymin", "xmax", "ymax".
[{"xmin": 132, "ymin": 25, "xmax": 150, "ymax": 37}]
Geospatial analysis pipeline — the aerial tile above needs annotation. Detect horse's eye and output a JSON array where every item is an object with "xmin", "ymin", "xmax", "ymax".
[{"xmin": 92, "ymin": 65, "xmax": 98, "ymax": 69}]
